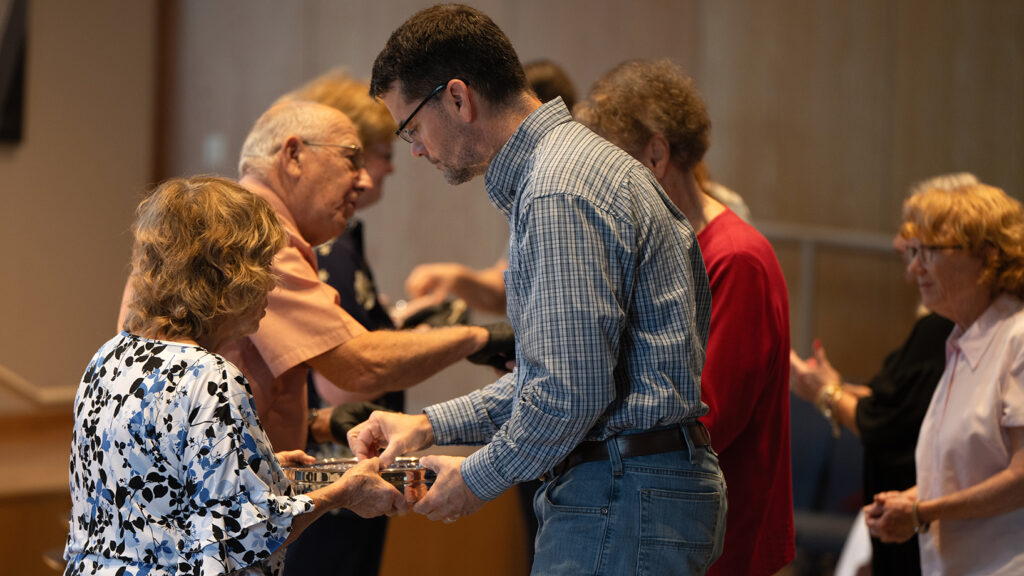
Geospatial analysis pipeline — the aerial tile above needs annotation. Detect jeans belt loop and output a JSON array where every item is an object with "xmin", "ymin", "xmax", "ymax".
[
  {"xmin": 681, "ymin": 421, "xmax": 702, "ymax": 465},
  {"xmin": 607, "ymin": 433, "xmax": 624, "ymax": 477}
]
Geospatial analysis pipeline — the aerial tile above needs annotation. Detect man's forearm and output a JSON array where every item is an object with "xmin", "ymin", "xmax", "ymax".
[
  {"xmin": 309, "ymin": 326, "xmax": 489, "ymax": 394},
  {"xmin": 455, "ymin": 265, "xmax": 507, "ymax": 315}
]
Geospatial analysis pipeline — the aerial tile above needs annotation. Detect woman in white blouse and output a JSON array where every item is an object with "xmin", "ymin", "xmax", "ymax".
[{"xmin": 865, "ymin": 182, "xmax": 1024, "ymax": 575}]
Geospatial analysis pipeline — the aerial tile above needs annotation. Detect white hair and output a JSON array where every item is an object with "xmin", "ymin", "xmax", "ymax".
[
  {"xmin": 238, "ymin": 100, "xmax": 348, "ymax": 177},
  {"xmin": 909, "ymin": 172, "xmax": 979, "ymax": 196}
]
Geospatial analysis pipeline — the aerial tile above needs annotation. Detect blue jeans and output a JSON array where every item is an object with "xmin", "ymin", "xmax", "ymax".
[{"xmin": 532, "ymin": 430, "xmax": 727, "ymax": 575}]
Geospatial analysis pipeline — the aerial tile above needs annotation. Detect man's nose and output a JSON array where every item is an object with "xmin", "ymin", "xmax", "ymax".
[{"xmin": 411, "ymin": 140, "xmax": 427, "ymax": 158}]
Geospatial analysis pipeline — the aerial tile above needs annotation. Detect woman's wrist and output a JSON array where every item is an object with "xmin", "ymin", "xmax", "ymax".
[
  {"xmin": 912, "ymin": 498, "xmax": 932, "ymax": 533},
  {"xmin": 814, "ymin": 379, "xmax": 844, "ymax": 437}
]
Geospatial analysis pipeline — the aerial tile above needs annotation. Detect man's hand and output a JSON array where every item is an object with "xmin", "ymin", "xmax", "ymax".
[
  {"xmin": 413, "ymin": 455, "xmax": 486, "ymax": 523},
  {"xmin": 323, "ymin": 457, "xmax": 408, "ymax": 518},
  {"xmin": 347, "ymin": 411, "xmax": 435, "ymax": 466}
]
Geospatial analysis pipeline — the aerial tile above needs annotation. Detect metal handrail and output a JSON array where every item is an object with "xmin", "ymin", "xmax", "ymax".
[
  {"xmin": 0, "ymin": 363, "xmax": 77, "ymax": 407},
  {"xmin": 756, "ymin": 220, "xmax": 897, "ymax": 356}
]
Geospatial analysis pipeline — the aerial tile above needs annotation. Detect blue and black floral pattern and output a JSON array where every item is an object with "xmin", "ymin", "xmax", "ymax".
[{"xmin": 64, "ymin": 332, "xmax": 313, "ymax": 576}]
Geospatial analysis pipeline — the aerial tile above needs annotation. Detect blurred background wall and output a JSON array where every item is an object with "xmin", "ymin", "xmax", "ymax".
[{"xmin": 0, "ymin": 1, "xmax": 1020, "ymax": 574}]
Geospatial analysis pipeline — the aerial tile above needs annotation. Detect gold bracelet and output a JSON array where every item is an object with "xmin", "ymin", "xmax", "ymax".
[
  {"xmin": 912, "ymin": 499, "xmax": 930, "ymax": 534},
  {"xmin": 814, "ymin": 382, "xmax": 843, "ymax": 437}
]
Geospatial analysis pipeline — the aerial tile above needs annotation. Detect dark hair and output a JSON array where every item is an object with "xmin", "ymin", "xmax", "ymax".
[
  {"xmin": 574, "ymin": 59, "xmax": 710, "ymax": 172},
  {"xmin": 370, "ymin": 4, "xmax": 527, "ymax": 106},
  {"xmin": 524, "ymin": 59, "xmax": 577, "ymax": 109}
]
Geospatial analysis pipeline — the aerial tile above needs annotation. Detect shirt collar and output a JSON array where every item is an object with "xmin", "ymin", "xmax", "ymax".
[
  {"xmin": 485, "ymin": 97, "xmax": 573, "ymax": 219},
  {"xmin": 948, "ymin": 293, "xmax": 1022, "ymax": 370},
  {"xmin": 241, "ymin": 178, "xmax": 317, "ymax": 266}
]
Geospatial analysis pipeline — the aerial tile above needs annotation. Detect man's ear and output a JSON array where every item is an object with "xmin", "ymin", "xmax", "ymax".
[
  {"xmin": 447, "ymin": 79, "xmax": 475, "ymax": 123},
  {"xmin": 281, "ymin": 136, "xmax": 303, "ymax": 178},
  {"xmin": 643, "ymin": 133, "xmax": 671, "ymax": 180}
]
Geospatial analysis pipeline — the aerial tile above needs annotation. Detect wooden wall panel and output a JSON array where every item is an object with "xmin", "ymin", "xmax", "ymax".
[
  {"xmin": 0, "ymin": 0, "xmax": 156, "ymax": 391},
  {"xmin": 814, "ymin": 248, "xmax": 921, "ymax": 383},
  {"xmin": 380, "ymin": 489, "xmax": 529, "ymax": 576},
  {"xmin": 889, "ymin": 0, "xmax": 1024, "ymax": 208}
]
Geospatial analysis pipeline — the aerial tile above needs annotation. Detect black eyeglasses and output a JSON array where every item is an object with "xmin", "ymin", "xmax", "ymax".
[
  {"xmin": 303, "ymin": 140, "xmax": 365, "ymax": 171},
  {"xmin": 395, "ymin": 81, "xmax": 449, "ymax": 143},
  {"xmin": 904, "ymin": 242, "xmax": 963, "ymax": 265}
]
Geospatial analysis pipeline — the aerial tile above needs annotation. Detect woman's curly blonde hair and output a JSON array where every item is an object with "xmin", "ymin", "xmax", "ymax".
[
  {"xmin": 900, "ymin": 182, "xmax": 1024, "ymax": 299},
  {"xmin": 122, "ymin": 176, "xmax": 287, "ymax": 341},
  {"xmin": 282, "ymin": 69, "xmax": 397, "ymax": 148}
]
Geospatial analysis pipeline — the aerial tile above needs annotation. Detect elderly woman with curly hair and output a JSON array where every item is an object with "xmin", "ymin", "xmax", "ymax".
[
  {"xmin": 63, "ymin": 177, "xmax": 406, "ymax": 576},
  {"xmin": 866, "ymin": 182, "xmax": 1024, "ymax": 575}
]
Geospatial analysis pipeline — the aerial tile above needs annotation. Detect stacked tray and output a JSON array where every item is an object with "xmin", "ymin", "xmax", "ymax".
[{"xmin": 284, "ymin": 457, "xmax": 436, "ymax": 495}]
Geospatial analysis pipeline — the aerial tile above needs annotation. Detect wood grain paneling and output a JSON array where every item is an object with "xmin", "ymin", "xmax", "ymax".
[{"xmin": 380, "ymin": 489, "xmax": 529, "ymax": 576}]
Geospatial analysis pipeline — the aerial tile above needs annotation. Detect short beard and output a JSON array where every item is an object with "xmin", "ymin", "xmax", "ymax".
[
  {"xmin": 443, "ymin": 163, "xmax": 485, "ymax": 185},
  {"xmin": 436, "ymin": 107, "xmax": 487, "ymax": 186}
]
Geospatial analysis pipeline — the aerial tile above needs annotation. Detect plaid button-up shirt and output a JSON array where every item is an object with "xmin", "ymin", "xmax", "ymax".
[{"xmin": 424, "ymin": 99, "xmax": 712, "ymax": 500}]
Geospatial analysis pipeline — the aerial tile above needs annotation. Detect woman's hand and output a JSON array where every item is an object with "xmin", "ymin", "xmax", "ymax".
[
  {"xmin": 323, "ymin": 457, "xmax": 408, "ymax": 518},
  {"xmin": 789, "ymin": 339, "xmax": 842, "ymax": 402},
  {"xmin": 287, "ymin": 457, "xmax": 408, "ymax": 545},
  {"xmin": 865, "ymin": 489, "xmax": 917, "ymax": 543},
  {"xmin": 275, "ymin": 449, "xmax": 316, "ymax": 468}
]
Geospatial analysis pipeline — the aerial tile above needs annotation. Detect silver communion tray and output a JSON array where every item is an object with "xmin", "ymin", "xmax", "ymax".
[{"xmin": 284, "ymin": 457, "xmax": 436, "ymax": 495}]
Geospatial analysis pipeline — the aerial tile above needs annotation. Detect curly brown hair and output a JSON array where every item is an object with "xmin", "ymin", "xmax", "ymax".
[
  {"xmin": 122, "ymin": 176, "xmax": 286, "ymax": 341},
  {"xmin": 574, "ymin": 59, "xmax": 710, "ymax": 172},
  {"xmin": 900, "ymin": 182, "xmax": 1024, "ymax": 299}
]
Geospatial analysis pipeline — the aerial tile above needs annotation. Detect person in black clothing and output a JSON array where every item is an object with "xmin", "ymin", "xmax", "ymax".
[{"xmin": 792, "ymin": 313, "xmax": 953, "ymax": 575}]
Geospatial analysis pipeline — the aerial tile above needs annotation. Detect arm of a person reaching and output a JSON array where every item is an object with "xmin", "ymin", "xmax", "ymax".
[
  {"xmin": 405, "ymin": 259, "xmax": 508, "ymax": 315},
  {"xmin": 429, "ymin": 194, "xmax": 627, "ymax": 503},
  {"xmin": 790, "ymin": 341, "xmax": 866, "ymax": 436},
  {"xmin": 313, "ymin": 370, "xmax": 378, "ymax": 405},
  {"xmin": 307, "ymin": 325, "xmax": 489, "ymax": 395}
]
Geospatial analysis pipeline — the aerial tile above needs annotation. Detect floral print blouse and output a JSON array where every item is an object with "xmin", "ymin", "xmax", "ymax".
[{"xmin": 64, "ymin": 332, "xmax": 313, "ymax": 576}]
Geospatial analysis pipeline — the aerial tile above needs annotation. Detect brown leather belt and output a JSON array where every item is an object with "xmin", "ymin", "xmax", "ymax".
[{"xmin": 545, "ymin": 423, "xmax": 712, "ymax": 480}]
